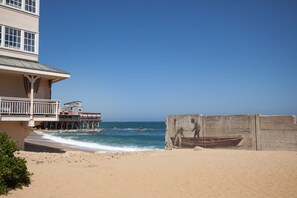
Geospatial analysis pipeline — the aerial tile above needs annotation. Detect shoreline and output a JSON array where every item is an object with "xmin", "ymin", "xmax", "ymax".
[
  {"xmin": 25, "ymin": 131, "xmax": 163, "ymax": 153},
  {"xmin": 25, "ymin": 131, "xmax": 96, "ymax": 153},
  {"xmin": 35, "ymin": 129, "xmax": 101, "ymax": 133}
]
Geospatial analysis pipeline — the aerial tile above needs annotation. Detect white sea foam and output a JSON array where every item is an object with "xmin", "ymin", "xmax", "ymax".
[
  {"xmin": 38, "ymin": 131, "xmax": 158, "ymax": 152},
  {"xmin": 104, "ymin": 127, "xmax": 154, "ymax": 131}
]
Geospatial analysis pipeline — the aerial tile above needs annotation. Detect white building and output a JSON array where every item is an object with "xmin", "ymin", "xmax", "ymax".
[
  {"xmin": 0, "ymin": 0, "xmax": 70, "ymax": 149},
  {"xmin": 63, "ymin": 101, "xmax": 83, "ymax": 115}
]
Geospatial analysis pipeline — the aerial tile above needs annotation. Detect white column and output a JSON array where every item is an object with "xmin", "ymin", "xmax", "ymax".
[
  {"xmin": 28, "ymin": 75, "xmax": 35, "ymax": 127},
  {"xmin": 30, "ymin": 76, "xmax": 34, "ymax": 118},
  {"xmin": 35, "ymin": 0, "xmax": 40, "ymax": 16},
  {"xmin": 35, "ymin": 32, "xmax": 39, "ymax": 55},
  {"xmin": 20, "ymin": 30, "xmax": 24, "ymax": 51},
  {"xmin": 26, "ymin": 75, "xmax": 39, "ymax": 127},
  {"xmin": 1, "ymin": 26, "xmax": 5, "ymax": 47},
  {"xmin": 21, "ymin": 0, "xmax": 25, "ymax": 11}
]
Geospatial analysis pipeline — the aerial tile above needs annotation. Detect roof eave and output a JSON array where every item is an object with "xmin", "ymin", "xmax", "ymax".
[
  {"xmin": 52, "ymin": 76, "xmax": 70, "ymax": 83},
  {"xmin": 0, "ymin": 64, "xmax": 70, "ymax": 82}
]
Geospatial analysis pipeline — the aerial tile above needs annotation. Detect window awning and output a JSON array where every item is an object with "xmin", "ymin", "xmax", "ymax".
[{"xmin": 0, "ymin": 56, "xmax": 70, "ymax": 82}]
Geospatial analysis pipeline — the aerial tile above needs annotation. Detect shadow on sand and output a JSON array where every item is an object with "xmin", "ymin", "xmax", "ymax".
[{"xmin": 24, "ymin": 142, "xmax": 66, "ymax": 153}]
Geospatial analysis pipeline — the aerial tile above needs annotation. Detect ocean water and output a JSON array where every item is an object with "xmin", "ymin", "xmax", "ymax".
[{"xmin": 40, "ymin": 122, "xmax": 166, "ymax": 152}]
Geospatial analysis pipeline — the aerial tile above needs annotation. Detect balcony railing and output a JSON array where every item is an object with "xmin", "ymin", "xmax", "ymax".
[{"xmin": 0, "ymin": 96, "xmax": 60, "ymax": 121}]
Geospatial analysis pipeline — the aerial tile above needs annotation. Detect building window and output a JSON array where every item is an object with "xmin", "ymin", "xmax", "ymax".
[
  {"xmin": 24, "ymin": 31, "xmax": 35, "ymax": 52},
  {"xmin": 25, "ymin": 0, "xmax": 36, "ymax": 13},
  {"xmin": 5, "ymin": 27, "xmax": 21, "ymax": 49},
  {"xmin": 5, "ymin": 0, "xmax": 22, "ymax": 9}
]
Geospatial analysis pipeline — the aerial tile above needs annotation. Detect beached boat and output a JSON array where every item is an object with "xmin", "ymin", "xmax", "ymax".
[{"xmin": 170, "ymin": 136, "xmax": 242, "ymax": 148}]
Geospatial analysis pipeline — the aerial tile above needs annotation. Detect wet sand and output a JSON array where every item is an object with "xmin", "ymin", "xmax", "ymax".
[{"xmin": 25, "ymin": 131, "xmax": 94, "ymax": 152}]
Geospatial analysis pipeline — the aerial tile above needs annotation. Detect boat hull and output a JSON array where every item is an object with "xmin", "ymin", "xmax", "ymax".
[{"xmin": 170, "ymin": 136, "xmax": 242, "ymax": 148}]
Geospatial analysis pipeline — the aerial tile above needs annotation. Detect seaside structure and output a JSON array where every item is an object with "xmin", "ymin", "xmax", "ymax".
[
  {"xmin": 0, "ymin": 0, "xmax": 70, "ymax": 149},
  {"xmin": 39, "ymin": 101, "xmax": 101, "ymax": 131},
  {"xmin": 166, "ymin": 114, "xmax": 297, "ymax": 151}
]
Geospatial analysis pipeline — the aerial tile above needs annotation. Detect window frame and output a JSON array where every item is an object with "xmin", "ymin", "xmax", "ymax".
[
  {"xmin": 0, "ymin": 0, "xmax": 39, "ymax": 15},
  {"xmin": 0, "ymin": 25, "xmax": 38, "ymax": 54},
  {"xmin": 24, "ymin": 0, "xmax": 36, "ymax": 13},
  {"xmin": 24, "ymin": 31, "xmax": 35, "ymax": 52},
  {"xmin": 5, "ymin": 26, "xmax": 21, "ymax": 50},
  {"xmin": 5, "ymin": 0, "xmax": 22, "ymax": 9}
]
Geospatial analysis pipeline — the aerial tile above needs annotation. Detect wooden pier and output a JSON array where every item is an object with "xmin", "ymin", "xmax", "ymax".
[
  {"xmin": 39, "ymin": 113, "xmax": 101, "ymax": 131},
  {"xmin": 38, "ymin": 101, "xmax": 101, "ymax": 131}
]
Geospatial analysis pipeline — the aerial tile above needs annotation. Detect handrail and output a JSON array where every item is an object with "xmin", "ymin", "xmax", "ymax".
[
  {"xmin": 0, "ymin": 97, "xmax": 60, "ymax": 116},
  {"xmin": 0, "ymin": 96, "xmax": 60, "ymax": 102}
]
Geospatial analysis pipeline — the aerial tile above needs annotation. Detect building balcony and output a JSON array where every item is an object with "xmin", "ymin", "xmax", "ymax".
[{"xmin": 0, "ymin": 96, "xmax": 60, "ymax": 122}]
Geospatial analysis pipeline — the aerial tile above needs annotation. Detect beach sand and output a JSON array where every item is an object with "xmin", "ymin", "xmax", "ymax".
[{"xmin": 4, "ymin": 147, "xmax": 297, "ymax": 198}]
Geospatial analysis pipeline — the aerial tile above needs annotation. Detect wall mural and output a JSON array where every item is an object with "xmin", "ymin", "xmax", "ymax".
[
  {"xmin": 166, "ymin": 114, "xmax": 297, "ymax": 151},
  {"xmin": 170, "ymin": 117, "xmax": 243, "ymax": 149}
]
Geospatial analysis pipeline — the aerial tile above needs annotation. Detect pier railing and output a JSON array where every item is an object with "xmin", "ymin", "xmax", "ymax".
[
  {"xmin": 80, "ymin": 113, "xmax": 101, "ymax": 121},
  {"xmin": 0, "ymin": 96, "xmax": 60, "ymax": 121}
]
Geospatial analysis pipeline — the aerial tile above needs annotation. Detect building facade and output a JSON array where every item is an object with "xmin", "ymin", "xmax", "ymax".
[
  {"xmin": 0, "ymin": 0, "xmax": 70, "ymax": 149},
  {"xmin": 63, "ymin": 101, "xmax": 83, "ymax": 115},
  {"xmin": 0, "ymin": 0, "xmax": 40, "ymax": 61}
]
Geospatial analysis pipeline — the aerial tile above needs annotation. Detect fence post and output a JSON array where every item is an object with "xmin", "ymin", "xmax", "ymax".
[{"xmin": 55, "ymin": 101, "xmax": 59, "ymax": 120}]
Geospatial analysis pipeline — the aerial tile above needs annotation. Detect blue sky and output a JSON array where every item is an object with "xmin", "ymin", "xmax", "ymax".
[{"xmin": 39, "ymin": 0, "xmax": 297, "ymax": 121}]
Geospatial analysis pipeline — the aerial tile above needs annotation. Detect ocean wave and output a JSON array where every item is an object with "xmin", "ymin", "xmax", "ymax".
[
  {"xmin": 101, "ymin": 127, "xmax": 156, "ymax": 131},
  {"xmin": 39, "ymin": 132, "xmax": 160, "ymax": 152}
]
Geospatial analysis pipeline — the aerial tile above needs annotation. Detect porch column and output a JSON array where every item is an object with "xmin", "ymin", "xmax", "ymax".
[{"xmin": 25, "ymin": 75, "xmax": 40, "ymax": 127}]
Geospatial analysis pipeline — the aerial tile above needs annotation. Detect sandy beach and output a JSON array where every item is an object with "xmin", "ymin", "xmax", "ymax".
[{"xmin": 4, "ymin": 147, "xmax": 297, "ymax": 198}]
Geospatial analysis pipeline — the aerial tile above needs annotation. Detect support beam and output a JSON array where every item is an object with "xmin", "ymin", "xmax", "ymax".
[{"xmin": 25, "ymin": 75, "xmax": 40, "ymax": 127}]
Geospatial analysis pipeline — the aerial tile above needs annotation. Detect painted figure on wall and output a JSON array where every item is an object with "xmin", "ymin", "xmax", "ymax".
[
  {"xmin": 169, "ymin": 117, "xmax": 243, "ymax": 149},
  {"xmin": 191, "ymin": 118, "xmax": 200, "ymax": 139},
  {"xmin": 174, "ymin": 127, "xmax": 184, "ymax": 147}
]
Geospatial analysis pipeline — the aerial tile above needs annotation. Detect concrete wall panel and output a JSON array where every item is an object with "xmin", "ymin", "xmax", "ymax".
[
  {"xmin": 260, "ymin": 130, "xmax": 297, "ymax": 151},
  {"xmin": 260, "ymin": 115, "xmax": 297, "ymax": 130},
  {"xmin": 166, "ymin": 114, "xmax": 297, "ymax": 151},
  {"xmin": 202, "ymin": 115, "xmax": 255, "ymax": 150}
]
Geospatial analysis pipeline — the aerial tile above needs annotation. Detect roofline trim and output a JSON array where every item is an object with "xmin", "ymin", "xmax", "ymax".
[{"xmin": 0, "ymin": 64, "xmax": 70, "ymax": 79}]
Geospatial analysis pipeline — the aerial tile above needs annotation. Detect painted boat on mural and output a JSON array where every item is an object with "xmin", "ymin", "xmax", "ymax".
[{"xmin": 170, "ymin": 136, "xmax": 242, "ymax": 148}]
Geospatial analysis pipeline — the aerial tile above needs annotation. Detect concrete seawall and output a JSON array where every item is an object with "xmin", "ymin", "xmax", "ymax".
[{"xmin": 165, "ymin": 114, "xmax": 297, "ymax": 151}]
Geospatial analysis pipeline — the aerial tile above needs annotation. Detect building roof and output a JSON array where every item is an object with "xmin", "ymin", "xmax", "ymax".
[
  {"xmin": 64, "ymin": 101, "xmax": 82, "ymax": 105},
  {"xmin": 0, "ymin": 56, "xmax": 70, "ymax": 82}
]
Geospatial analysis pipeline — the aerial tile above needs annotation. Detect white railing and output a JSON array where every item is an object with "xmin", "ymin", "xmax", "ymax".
[
  {"xmin": 0, "ymin": 98, "xmax": 30, "ymax": 115},
  {"xmin": 0, "ymin": 96, "xmax": 60, "ymax": 119},
  {"xmin": 33, "ymin": 99, "xmax": 59, "ymax": 115}
]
